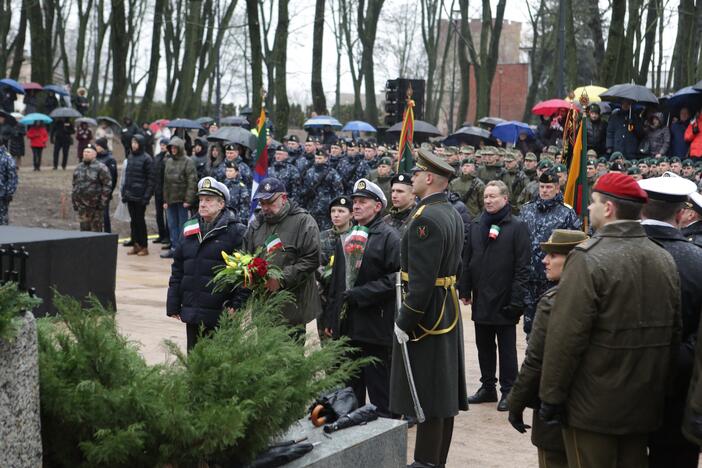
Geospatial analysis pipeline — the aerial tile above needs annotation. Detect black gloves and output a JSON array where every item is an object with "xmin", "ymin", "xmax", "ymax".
[
  {"xmin": 508, "ymin": 410, "xmax": 531, "ymax": 434},
  {"xmin": 539, "ymin": 402, "xmax": 567, "ymax": 427}
]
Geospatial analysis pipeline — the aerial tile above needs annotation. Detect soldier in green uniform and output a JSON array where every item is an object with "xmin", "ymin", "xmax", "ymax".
[
  {"xmin": 449, "ymin": 157, "xmax": 485, "ymax": 217},
  {"xmin": 369, "ymin": 156, "xmax": 394, "ymax": 206},
  {"xmin": 476, "ymin": 146, "xmax": 507, "ymax": 184},
  {"xmin": 503, "ymin": 152, "xmax": 529, "ymax": 211},
  {"xmin": 539, "ymin": 172, "xmax": 682, "ymax": 468},
  {"xmin": 507, "ymin": 229, "xmax": 588, "ymax": 468},
  {"xmin": 72, "ymin": 143, "xmax": 113, "ymax": 232},
  {"xmin": 390, "ymin": 149, "xmax": 468, "ymax": 468},
  {"xmin": 383, "ymin": 173, "xmax": 415, "ymax": 233},
  {"xmin": 523, "ymin": 152, "xmax": 538, "ymax": 182}
]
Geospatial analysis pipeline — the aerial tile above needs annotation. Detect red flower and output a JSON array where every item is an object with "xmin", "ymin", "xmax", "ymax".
[{"xmin": 248, "ymin": 257, "xmax": 269, "ymax": 278}]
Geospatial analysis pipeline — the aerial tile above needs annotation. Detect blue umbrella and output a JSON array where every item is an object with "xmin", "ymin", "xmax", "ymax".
[
  {"xmin": 491, "ymin": 121, "xmax": 534, "ymax": 144},
  {"xmin": 0, "ymin": 78, "xmax": 25, "ymax": 94},
  {"xmin": 666, "ymin": 86, "xmax": 702, "ymax": 112},
  {"xmin": 19, "ymin": 113, "xmax": 53, "ymax": 125},
  {"xmin": 342, "ymin": 120, "xmax": 377, "ymax": 132},
  {"xmin": 43, "ymin": 84, "xmax": 70, "ymax": 96},
  {"xmin": 167, "ymin": 118, "xmax": 202, "ymax": 129},
  {"xmin": 303, "ymin": 115, "xmax": 342, "ymax": 129}
]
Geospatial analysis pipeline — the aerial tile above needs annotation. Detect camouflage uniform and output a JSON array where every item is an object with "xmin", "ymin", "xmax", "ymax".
[
  {"xmin": 476, "ymin": 163, "xmax": 508, "ymax": 184},
  {"xmin": 300, "ymin": 163, "xmax": 344, "ymax": 230},
  {"xmin": 294, "ymin": 152, "xmax": 315, "ymax": 175},
  {"xmin": 0, "ymin": 147, "xmax": 18, "ymax": 225},
  {"xmin": 268, "ymin": 160, "xmax": 302, "ymax": 203},
  {"xmin": 382, "ymin": 205, "xmax": 414, "ymax": 234},
  {"xmin": 319, "ymin": 226, "xmax": 349, "ymax": 266},
  {"xmin": 504, "ymin": 168, "xmax": 529, "ymax": 208},
  {"xmin": 213, "ymin": 156, "xmax": 252, "ymax": 186},
  {"xmin": 449, "ymin": 174, "xmax": 485, "ymax": 218},
  {"xmin": 72, "ymin": 159, "xmax": 112, "ymax": 232},
  {"xmin": 223, "ymin": 176, "xmax": 251, "ymax": 224},
  {"xmin": 519, "ymin": 193, "xmax": 582, "ymax": 334},
  {"xmin": 337, "ymin": 154, "xmax": 370, "ymax": 192}
]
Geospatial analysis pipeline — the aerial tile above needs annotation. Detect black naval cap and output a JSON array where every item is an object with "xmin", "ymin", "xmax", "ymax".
[
  {"xmin": 638, "ymin": 172, "xmax": 698, "ymax": 202},
  {"xmin": 391, "ymin": 173, "xmax": 413, "ymax": 186},
  {"xmin": 329, "ymin": 195, "xmax": 352, "ymax": 212},
  {"xmin": 412, "ymin": 148, "xmax": 456, "ymax": 178},
  {"xmin": 83, "ymin": 143, "xmax": 98, "ymax": 153},
  {"xmin": 224, "ymin": 143, "xmax": 238, "ymax": 151},
  {"xmin": 538, "ymin": 169, "xmax": 559, "ymax": 184}
]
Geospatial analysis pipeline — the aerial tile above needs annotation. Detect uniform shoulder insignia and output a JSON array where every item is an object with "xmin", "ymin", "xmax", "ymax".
[
  {"xmin": 563, "ymin": 202, "xmax": 573, "ymax": 209},
  {"xmin": 412, "ymin": 205, "xmax": 426, "ymax": 220},
  {"xmin": 416, "ymin": 224, "xmax": 429, "ymax": 239},
  {"xmin": 239, "ymin": 182, "xmax": 245, "ymax": 187},
  {"xmin": 575, "ymin": 237, "xmax": 600, "ymax": 251}
]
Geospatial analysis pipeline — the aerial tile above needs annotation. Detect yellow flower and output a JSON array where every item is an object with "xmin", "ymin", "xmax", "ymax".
[{"xmin": 329, "ymin": 255, "xmax": 335, "ymax": 267}]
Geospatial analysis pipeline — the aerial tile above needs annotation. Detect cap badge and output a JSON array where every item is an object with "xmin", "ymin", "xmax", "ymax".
[
  {"xmin": 340, "ymin": 198, "xmax": 347, "ymax": 205},
  {"xmin": 265, "ymin": 183, "xmax": 272, "ymax": 191},
  {"xmin": 357, "ymin": 180, "xmax": 366, "ymax": 190},
  {"xmin": 203, "ymin": 179, "xmax": 211, "ymax": 188}
]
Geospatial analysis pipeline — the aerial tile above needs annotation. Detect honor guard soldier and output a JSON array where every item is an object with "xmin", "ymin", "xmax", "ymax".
[
  {"xmin": 638, "ymin": 174, "xmax": 702, "ymax": 467},
  {"xmin": 390, "ymin": 148, "xmax": 468, "ymax": 468}
]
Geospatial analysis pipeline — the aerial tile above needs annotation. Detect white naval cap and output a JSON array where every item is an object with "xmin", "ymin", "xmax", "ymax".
[
  {"xmin": 351, "ymin": 178, "xmax": 387, "ymax": 209},
  {"xmin": 637, "ymin": 172, "xmax": 698, "ymax": 203},
  {"xmin": 197, "ymin": 176, "xmax": 230, "ymax": 204}
]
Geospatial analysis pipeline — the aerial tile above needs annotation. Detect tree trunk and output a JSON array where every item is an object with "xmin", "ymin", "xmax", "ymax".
[
  {"xmin": 585, "ymin": 0, "xmax": 605, "ymax": 82},
  {"xmin": 272, "ymin": 0, "xmax": 290, "ymax": 138},
  {"xmin": 474, "ymin": 0, "xmax": 507, "ymax": 119},
  {"xmin": 522, "ymin": 0, "xmax": 546, "ymax": 122},
  {"xmin": 109, "ymin": 0, "xmax": 129, "ymax": 118},
  {"xmin": 9, "ymin": 2, "xmax": 27, "ymax": 80},
  {"xmin": 637, "ymin": 0, "xmax": 658, "ymax": 84},
  {"xmin": 600, "ymin": 0, "xmax": 626, "ymax": 86},
  {"xmin": 457, "ymin": 0, "xmax": 470, "ymax": 125},
  {"xmin": 73, "ymin": 0, "xmax": 94, "ymax": 92},
  {"xmin": 26, "ymin": 0, "xmax": 53, "ymax": 83},
  {"xmin": 246, "ymin": 0, "xmax": 263, "ymax": 123},
  {"xmin": 619, "ymin": 0, "xmax": 642, "ymax": 83},
  {"xmin": 138, "ymin": 0, "xmax": 166, "ymax": 121},
  {"xmin": 420, "ymin": 0, "xmax": 440, "ymax": 124},
  {"xmin": 358, "ymin": 0, "xmax": 385, "ymax": 125},
  {"xmin": 311, "ymin": 0, "xmax": 327, "ymax": 114},
  {"xmin": 564, "ymin": 0, "xmax": 577, "ymax": 91},
  {"xmin": 0, "ymin": 0, "xmax": 11, "ymax": 77},
  {"xmin": 173, "ymin": 0, "xmax": 202, "ymax": 116},
  {"xmin": 340, "ymin": 0, "xmax": 363, "ymax": 119}
]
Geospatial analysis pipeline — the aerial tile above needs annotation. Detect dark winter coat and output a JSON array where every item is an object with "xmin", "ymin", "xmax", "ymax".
[
  {"xmin": 323, "ymin": 214, "xmax": 400, "ymax": 347},
  {"xmin": 605, "ymin": 108, "xmax": 645, "ymax": 159},
  {"xmin": 96, "ymin": 150, "xmax": 118, "ymax": 195},
  {"xmin": 166, "ymin": 210, "xmax": 248, "ymax": 327},
  {"xmin": 641, "ymin": 114, "xmax": 670, "ymax": 156},
  {"xmin": 122, "ymin": 136, "xmax": 154, "ymax": 204},
  {"xmin": 460, "ymin": 210, "xmax": 531, "ymax": 325},
  {"xmin": 50, "ymin": 119, "xmax": 75, "ymax": 145},
  {"xmin": 153, "ymin": 150, "xmax": 169, "ymax": 200},
  {"xmin": 585, "ymin": 117, "xmax": 607, "ymax": 156},
  {"xmin": 682, "ymin": 220, "xmax": 702, "ymax": 248},
  {"xmin": 670, "ymin": 119, "xmax": 691, "ymax": 158}
]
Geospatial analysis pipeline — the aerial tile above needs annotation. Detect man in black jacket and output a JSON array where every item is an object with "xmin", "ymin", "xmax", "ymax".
[
  {"xmin": 95, "ymin": 137, "xmax": 118, "ymax": 233},
  {"xmin": 460, "ymin": 180, "xmax": 531, "ymax": 411},
  {"xmin": 323, "ymin": 178, "xmax": 400, "ymax": 416},
  {"xmin": 50, "ymin": 117, "xmax": 74, "ymax": 170},
  {"xmin": 167, "ymin": 177, "xmax": 247, "ymax": 350},
  {"xmin": 638, "ymin": 175, "xmax": 702, "ymax": 468},
  {"xmin": 122, "ymin": 134, "xmax": 155, "ymax": 255}
]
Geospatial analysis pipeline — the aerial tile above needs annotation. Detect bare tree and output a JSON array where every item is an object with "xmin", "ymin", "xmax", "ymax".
[
  {"xmin": 26, "ymin": 0, "xmax": 56, "ymax": 83},
  {"xmin": 246, "ymin": 0, "xmax": 264, "ymax": 119},
  {"xmin": 139, "ymin": 0, "xmax": 167, "ymax": 121},
  {"xmin": 72, "ymin": 0, "xmax": 95, "ymax": 91},
  {"xmin": 340, "ymin": 0, "xmax": 364, "ymax": 118},
  {"xmin": 357, "ymin": 0, "xmax": 385, "ymax": 125},
  {"xmin": 311, "ymin": 0, "xmax": 328, "ymax": 114},
  {"xmin": 109, "ymin": 0, "xmax": 129, "ymax": 117},
  {"xmin": 272, "ymin": 0, "xmax": 290, "ymax": 137}
]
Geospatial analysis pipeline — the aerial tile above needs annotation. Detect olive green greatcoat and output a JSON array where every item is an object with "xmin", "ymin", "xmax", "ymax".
[
  {"xmin": 540, "ymin": 220, "xmax": 681, "ymax": 435},
  {"xmin": 507, "ymin": 286, "xmax": 565, "ymax": 453},
  {"xmin": 389, "ymin": 192, "xmax": 469, "ymax": 418},
  {"xmin": 449, "ymin": 174, "xmax": 484, "ymax": 218}
]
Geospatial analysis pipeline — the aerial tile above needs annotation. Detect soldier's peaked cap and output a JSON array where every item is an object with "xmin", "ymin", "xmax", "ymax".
[
  {"xmin": 197, "ymin": 177, "xmax": 230, "ymax": 204},
  {"xmin": 351, "ymin": 178, "xmax": 387, "ymax": 208},
  {"xmin": 638, "ymin": 172, "xmax": 698, "ymax": 203},
  {"xmin": 253, "ymin": 177, "xmax": 286, "ymax": 200},
  {"xmin": 412, "ymin": 148, "xmax": 456, "ymax": 178}
]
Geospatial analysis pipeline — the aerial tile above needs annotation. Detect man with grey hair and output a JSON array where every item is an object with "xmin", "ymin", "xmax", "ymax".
[{"xmin": 460, "ymin": 180, "xmax": 531, "ymax": 411}]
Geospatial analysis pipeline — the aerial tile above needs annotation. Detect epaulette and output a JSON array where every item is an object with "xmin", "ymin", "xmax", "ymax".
[
  {"xmin": 575, "ymin": 237, "xmax": 600, "ymax": 251},
  {"xmin": 239, "ymin": 182, "xmax": 245, "ymax": 187},
  {"xmin": 563, "ymin": 202, "xmax": 573, "ymax": 209},
  {"xmin": 412, "ymin": 205, "xmax": 426, "ymax": 220}
]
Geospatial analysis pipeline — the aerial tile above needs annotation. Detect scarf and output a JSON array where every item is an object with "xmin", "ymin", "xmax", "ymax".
[{"xmin": 480, "ymin": 203, "xmax": 511, "ymax": 240}]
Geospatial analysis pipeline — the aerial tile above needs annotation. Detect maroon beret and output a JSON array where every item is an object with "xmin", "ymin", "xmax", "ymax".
[{"xmin": 593, "ymin": 172, "xmax": 648, "ymax": 203}]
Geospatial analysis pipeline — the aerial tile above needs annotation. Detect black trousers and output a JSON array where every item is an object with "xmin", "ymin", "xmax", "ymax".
[
  {"xmin": 155, "ymin": 195, "xmax": 168, "ymax": 240},
  {"xmin": 186, "ymin": 323, "xmax": 217, "ymax": 351},
  {"xmin": 347, "ymin": 341, "xmax": 392, "ymax": 417},
  {"xmin": 32, "ymin": 147, "xmax": 42, "ymax": 170},
  {"xmin": 127, "ymin": 201, "xmax": 148, "ymax": 247},
  {"xmin": 103, "ymin": 200, "xmax": 112, "ymax": 233},
  {"xmin": 53, "ymin": 141, "xmax": 70, "ymax": 169},
  {"xmin": 414, "ymin": 417, "xmax": 454, "ymax": 465},
  {"xmin": 474, "ymin": 323, "xmax": 518, "ymax": 395}
]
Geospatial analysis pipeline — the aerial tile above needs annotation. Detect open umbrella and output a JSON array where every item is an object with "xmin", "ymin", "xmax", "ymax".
[
  {"xmin": 0, "ymin": 110, "xmax": 17, "ymax": 125},
  {"xmin": 693, "ymin": 80, "xmax": 702, "ymax": 92},
  {"xmin": 477, "ymin": 116, "xmax": 506, "ymax": 130},
  {"xmin": 666, "ymin": 86, "xmax": 702, "ymax": 113},
  {"xmin": 43, "ymin": 84, "xmax": 70, "ymax": 97},
  {"xmin": 569, "ymin": 85, "xmax": 608, "ymax": 103},
  {"xmin": 443, "ymin": 125, "xmax": 491, "ymax": 147},
  {"xmin": 220, "ymin": 115, "xmax": 249, "ymax": 127},
  {"xmin": 0, "ymin": 79, "xmax": 25, "ymax": 94},
  {"xmin": 76, "ymin": 117, "xmax": 98, "ymax": 126},
  {"xmin": 386, "ymin": 119, "xmax": 442, "ymax": 138},
  {"xmin": 303, "ymin": 115, "xmax": 342, "ymax": 129},
  {"xmin": 50, "ymin": 107, "xmax": 82, "ymax": 118},
  {"xmin": 167, "ymin": 118, "xmax": 201, "ymax": 129},
  {"xmin": 206, "ymin": 126, "xmax": 256, "ymax": 150},
  {"xmin": 97, "ymin": 116, "xmax": 122, "ymax": 128},
  {"xmin": 532, "ymin": 99, "xmax": 581, "ymax": 117},
  {"xmin": 600, "ymin": 83, "xmax": 658, "ymax": 105},
  {"xmin": 19, "ymin": 113, "xmax": 52, "ymax": 125},
  {"xmin": 491, "ymin": 121, "xmax": 534, "ymax": 144},
  {"xmin": 239, "ymin": 106, "xmax": 253, "ymax": 116},
  {"xmin": 22, "ymin": 82, "xmax": 43, "ymax": 92},
  {"xmin": 342, "ymin": 120, "xmax": 377, "ymax": 132},
  {"xmin": 196, "ymin": 116, "xmax": 214, "ymax": 126}
]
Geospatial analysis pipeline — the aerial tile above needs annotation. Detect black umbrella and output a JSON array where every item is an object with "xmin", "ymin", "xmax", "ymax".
[
  {"xmin": 693, "ymin": 80, "xmax": 702, "ymax": 92},
  {"xmin": 309, "ymin": 387, "xmax": 358, "ymax": 427},
  {"xmin": 97, "ymin": 116, "xmax": 122, "ymax": 128},
  {"xmin": 221, "ymin": 115, "xmax": 250, "ymax": 127},
  {"xmin": 477, "ymin": 116, "xmax": 506, "ymax": 129},
  {"xmin": 196, "ymin": 116, "xmax": 214, "ymax": 125},
  {"xmin": 207, "ymin": 126, "xmax": 256, "ymax": 150},
  {"xmin": 386, "ymin": 119, "xmax": 442, "ymax": 137},
  {"xmin": 240, "ymin": 106, "xmax": 253, "ymax": 116},
  {"xmin": 50, "ymin": 107, "xmax": 82, "ymax": 118},
  {"xmin": 0, "ymin": 110, "xmax": 17, "ymax": 126},
  {"xmin": 443, "ymin": 125, "xmax": 491, "ymax": 146},
  {"xmin": 246, "ymin": 442, "xmax": 314, "ymax": 467},
  {"xmin": 168, "ymin": 118, "xmax": 202, "ymax": 129},
  {"xmin": 323, "ymin": 404, "xmax": 379, "ymax": 433},
  {"xmin": 600, "ymin": 83, "xmax": 659, "ymax": 105},
  {"xmin": 76, "ymin": 117, "xmax": 98, "ymax": 126}
]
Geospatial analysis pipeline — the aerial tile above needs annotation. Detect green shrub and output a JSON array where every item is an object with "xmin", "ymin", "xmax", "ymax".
[
  {"xmin": 39, "ymin": 292, "xmax": 365, "ymax": 467},
  {"xmin": 0, "ymin": 282, "xmax": 41, "ymax": 342}
]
